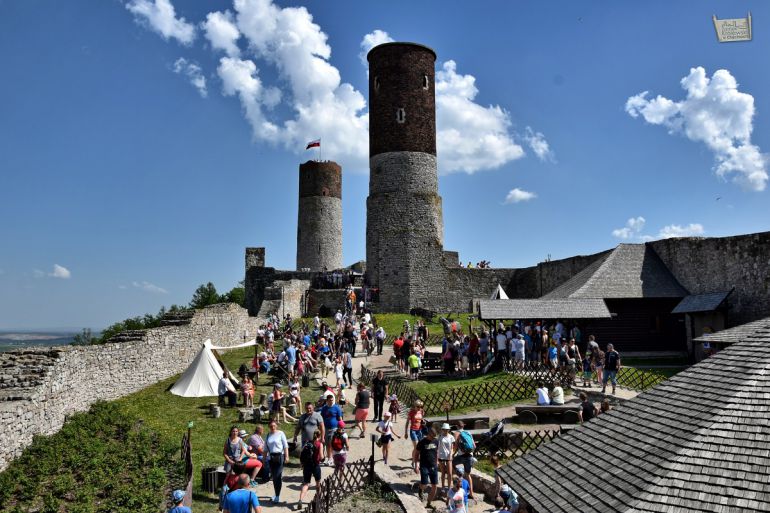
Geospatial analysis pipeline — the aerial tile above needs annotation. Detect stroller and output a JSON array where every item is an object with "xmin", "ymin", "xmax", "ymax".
[{"xmin": 474, "ymin": 420, "xmax": 506, "ymax": 456}]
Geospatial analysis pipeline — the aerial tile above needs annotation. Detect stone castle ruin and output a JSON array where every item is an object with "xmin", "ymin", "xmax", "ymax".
[
  {"xmin": 1, "ymin": 40, "xmax": 769, "ymax": 473},
  {"xmin": 245, "ymin": 42, "xmax": 770, "ymax": 329}
]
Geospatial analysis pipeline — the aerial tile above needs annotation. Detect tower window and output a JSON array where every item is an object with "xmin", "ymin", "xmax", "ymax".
[
  {"xmin": 422, "ymin": 74, "xmax": 429, "ymax": 89},
  {"xmin": 396, "ymin": 108, "xmax": 406, "ymax": 124},
  {"xmin": 374, "ymin": 76, "xmax": 380, "ymax": 92}
]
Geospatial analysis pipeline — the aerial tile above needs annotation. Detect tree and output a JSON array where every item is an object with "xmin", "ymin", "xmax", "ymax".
[
  {"xmin": 221, "ymin": 286, "xmax": 245, "ymax": 307},
  {"xmin": 72, "ymin": 328, "xmax": 96, "ymax": 346},
  {"xmin": 189, "ymin": 282, "xmax": 221, "ymax": 309}
]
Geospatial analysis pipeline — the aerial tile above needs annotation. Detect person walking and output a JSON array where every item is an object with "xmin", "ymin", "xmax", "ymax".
[
  {"xmin": 222, "ymin": 474, "xmax": 261, "ymax": 513},
  {"xmin": 331, "ymin": 421, "xmax": 350, "ymax": 474},
  {"xmin": 293, "ymin": 402, "xmax": 325, "ymax": 448},
  {"xmin": 297, "ymin": 430, "xmax": 323, "ymax": 510},
  {"xmin": 371, "ymin": 370, "xmax": 389, "ymax": 422},
  {"xmin": 353, "ymin": 382, "xmax": 370, "ymax": 438},
  {"xmin": 405, "ymin": 400, "xmax": 425, "ymax": 450},
  {"xmin": 342, "ymin": 349, "xmax": 353, "ymax": 387},
  {"xmin": 413, "ymin": 427, "xmax": 439, "ymax": 509},
  {"xmin": 375, "ymin": 411, "xmax": 400, "ymax": 464},
  {"xmin": 602, "ymin": 343, "xmax": 621, "ymax": 394},
  {"xmin": 437, "ymin": 423, "xmax": 455, "ymax": 494},
  {"xmin": 265, "ymin": 420, "xmax": 290, "ymax": 503},
  {"xmin": 320, "ymin": 395, "xmax": 343, "ymax": 464}
]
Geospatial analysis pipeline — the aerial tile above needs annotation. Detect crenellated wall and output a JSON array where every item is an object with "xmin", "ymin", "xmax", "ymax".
[{"xmin": 0, "ymin": 303, "xmax": 262, "ymax": 471}]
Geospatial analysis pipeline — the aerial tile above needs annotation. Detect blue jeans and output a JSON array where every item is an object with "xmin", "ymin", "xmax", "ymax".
[
  {"xmin": 409, "ymin": 429, "xmax": 424, "ymax": 442},
  {"xmin": 603, "ymin": 370, "xmax": 618, "ymax": 385}
]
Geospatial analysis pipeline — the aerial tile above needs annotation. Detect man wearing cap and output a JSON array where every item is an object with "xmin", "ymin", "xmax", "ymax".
[
  {"xmin": 168, "ymin": 489, "xmax": 191, "ymax": 513},
  {"xmin": 437, "ymin": 423, "xmax": 455, "ymax": 493},
  {"xmin": 222, "ymin": 474, "xmax": 261, "ymax": 513},
  {"xmin": 413, "ymin": 427, "xmax": 439, "ymax": 508}
]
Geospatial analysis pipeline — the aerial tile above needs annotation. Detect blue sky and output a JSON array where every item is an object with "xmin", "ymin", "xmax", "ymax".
[{"xmin": 1, "ymin": 1, "xmax": 768, "ymax": 330}]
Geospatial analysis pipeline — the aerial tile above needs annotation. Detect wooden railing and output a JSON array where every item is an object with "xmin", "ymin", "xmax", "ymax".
[{"xmin": 303, "ymin": 457, "xmax": 373, "ymax": 513}]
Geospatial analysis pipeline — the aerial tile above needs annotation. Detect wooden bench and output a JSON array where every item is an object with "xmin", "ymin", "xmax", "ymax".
[
  {"xmin": 425, "ymin": 413, "xmax": 491, "ymax": 430},
  {"xmin": 514, "ymin": 404, "xmax": 581, "ymax": 424}
]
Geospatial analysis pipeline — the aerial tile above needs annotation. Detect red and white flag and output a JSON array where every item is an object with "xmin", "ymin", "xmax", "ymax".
[{"xmin": 305, "ymin": 139, "xmax": 320, "ymax": 150}]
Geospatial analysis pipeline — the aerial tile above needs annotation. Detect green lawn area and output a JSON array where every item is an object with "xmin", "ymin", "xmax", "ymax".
[
  {"xmin": 301, "ymin": 311, "xmax": 482, "ymax": 339},
  {"xmin": 113, "ymin": 345, "xmax": 321, "ymax": 513},
  {"xmin": 407, "ymin": 371, "xmax": 513, "ymax": 396}
]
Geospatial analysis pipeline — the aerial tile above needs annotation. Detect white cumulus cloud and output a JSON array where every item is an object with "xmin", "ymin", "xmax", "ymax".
[
  {"xmin": 359, "ymin": 29, "xmax": 393, "ymax": 65},
  {"xmin": 504, "ymin": 188, "xmax": 537, "ymax": 204},
  {"xmin": 436, "ymin": 60, "xmax": 525, "ymax": 173},
  {"xmin": 523, "ymin": 126, "xmax": 555, "ymax": 162},
  {"xmin": 626, "ymin": 67, "xmax": 768, "ymax": 191},
  {"xmin": 657, "ymin": 223, "xmax": 705, "ymax": 239},
  {"xmin": 173, "ymin": 57, "xmax": 207, "ymax": 97},
  {"xmin": 126, "ymin": 0, "xmax": 196, "ymax": 45},
  {"xmin": 612, "ymin": 216, "xmax": 646, "ymax": 239},
  {"xmin": 202, "ymin": 10, "xmax": 241, "ymax": 57},
  {"xmin": 49, "ymin": 264, "xmax": 71, "ymax": 279},
  {"xmin": 132, "ymin": 281, "xmax": 168, "ymax": 294}
]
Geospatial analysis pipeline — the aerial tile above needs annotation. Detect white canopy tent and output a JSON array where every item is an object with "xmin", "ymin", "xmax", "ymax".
[
  {"xmin": 170, "ymin": 339, "xmax": 257, "ymax": 398},
  {"xmin": 490, "ymin": 284, "xmax": 509, "ymax": 300}
]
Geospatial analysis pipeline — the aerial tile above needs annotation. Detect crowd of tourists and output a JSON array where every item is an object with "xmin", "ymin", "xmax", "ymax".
[{"xmin": 199, "ymin": 310, "xmax": 625, "ymax": 513}]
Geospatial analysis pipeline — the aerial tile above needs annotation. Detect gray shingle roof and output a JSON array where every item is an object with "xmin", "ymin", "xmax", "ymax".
[
  {"xmin": 543, "ymin": 244, "xmax": 689, "ymax": 299},
  {"xmin": 499, "ymin": 316, "xmax": 770, "ymax": 513},
  {"xmin": 672, "ymin": 290, "xmax": 732, "ymax": 314},
  {"xmin": 694, "ymin": 316, "xmax": 770, "ymax": 344},
  {"xmin": 477, "ymin": 298, "xmax": 611, "ymax": 320}
]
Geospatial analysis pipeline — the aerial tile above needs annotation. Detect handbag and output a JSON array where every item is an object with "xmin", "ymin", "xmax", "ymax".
[{"xmin": 389, "ymin": 354, "xmax": 397, "ymax": 365}]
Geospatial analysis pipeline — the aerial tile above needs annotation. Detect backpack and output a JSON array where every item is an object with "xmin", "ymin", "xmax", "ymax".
[
  {"xmin": 331, "ymin": 432, "xmax": 345, "ymax": 452},
  {"xmin": 458, "ymin": 430, "xmax": 475, "ymax": 452},
  {"xmin": 300, "ymin": 441, "xmax": 315, "ymax": 465}
]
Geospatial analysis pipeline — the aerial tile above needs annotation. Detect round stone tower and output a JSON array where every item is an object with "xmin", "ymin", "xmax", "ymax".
[
  {"xmin": 296, "ymin": 160, "xmax": 343, "ymax": 271},
  {"xmin": 366, "ymin": 42, "xmax": 445, "ymax": 311}
]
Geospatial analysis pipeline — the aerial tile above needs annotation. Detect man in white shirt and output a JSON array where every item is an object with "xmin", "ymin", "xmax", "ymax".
[
  {"xmin": 219, "ymin": 372, "xmax": 237, "ymax": 407},
  {"xmin": 495, "ymin": 330, "xmax": 509, "ymax": 370}
]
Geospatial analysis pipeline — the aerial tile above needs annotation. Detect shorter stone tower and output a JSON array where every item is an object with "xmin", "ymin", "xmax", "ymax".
[{"xmin": 296, "ymin": 160, "xmax": 343, "ymax": 271}]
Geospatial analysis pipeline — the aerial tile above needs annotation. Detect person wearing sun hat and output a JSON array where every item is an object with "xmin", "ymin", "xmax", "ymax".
[
  {"xmin": 167, "ymin": 489, "xmax": 191, "ymax": 513},
  {"xmin": 376, "ymin": 411, "xmax": 401, "ymax": 464}
]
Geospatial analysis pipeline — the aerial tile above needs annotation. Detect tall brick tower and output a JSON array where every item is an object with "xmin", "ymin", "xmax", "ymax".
[
  {"xmin": 296, "ymin": 160, "xmax": 343, "ymax": 271},
  {"xmin": 366, "ymin": 42, "xmax": 445, "ymax": 311}
]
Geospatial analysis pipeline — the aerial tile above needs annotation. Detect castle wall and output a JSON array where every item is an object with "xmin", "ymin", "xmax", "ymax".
[
  {"xmin": 0, "ymin": 304, "xmax": 262, "ymax": 471},
  {"xmin": 650, "ymin": 232, "xmax": 770, "ymax": 325}
]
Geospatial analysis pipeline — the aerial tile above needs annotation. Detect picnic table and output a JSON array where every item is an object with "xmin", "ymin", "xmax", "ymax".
[
  {"xmin": 514, "ymin": 403, "xmax": 581, "ymax": 424},
  {"xmin": 425, "ymin": 412, "xmax": 491, "ymax": 430}
]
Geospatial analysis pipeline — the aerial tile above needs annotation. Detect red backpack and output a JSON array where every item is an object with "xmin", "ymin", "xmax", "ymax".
[{"xmin": 331, "ymin": 431, "xmax": 345, "ymax": 451}]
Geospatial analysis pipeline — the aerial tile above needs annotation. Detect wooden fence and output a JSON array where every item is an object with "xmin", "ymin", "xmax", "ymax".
[
  {"xmin": 181, "ymin": 430, "xmax": 194, "ymax": 507},
  {"xmin": 474, "ymin": 427, "xmax": 563, "ymax": 461},
  {"xmin": 303, "ymin": 457, "xmax": 374, "ymax": 513},
  {"xmin": 616, "ymin": 366, "xmax": 668, "ymax": 391}
]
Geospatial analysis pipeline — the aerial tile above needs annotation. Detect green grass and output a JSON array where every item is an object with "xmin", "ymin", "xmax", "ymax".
[
  {"xmin": 113, "ymin": 345, "xmax": 323, "ymax": 513},
  {"xmin": 301, "ymin": 312, "xmax": 482, "ymax": 340},
  {"xmin": 407, "ymin": 371, "xmax": 513, "ymax": 396}
]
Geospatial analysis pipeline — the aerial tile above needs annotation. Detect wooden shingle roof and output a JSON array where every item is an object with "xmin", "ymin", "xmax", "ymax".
[
  {"xmin": 672, "ymin": 290, "xmax": 732, "ymax": 314},
  {"xmin": 499, "ymin": 316, "xmax": 770, "ymax": 512},
  {"xmin": 695, "ymin": 316, "xmax": 770, "ymax": 344},
  {"xmin": 477, "ymin": 298, "xmax": 611, "ymax": 320},
  {"xmin": 543, "ymin": 244, "xmax": 689, "ymax": 299}
]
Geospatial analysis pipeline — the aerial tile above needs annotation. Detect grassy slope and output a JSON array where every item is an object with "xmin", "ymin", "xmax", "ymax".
[{"xmin": 113, "ymin": 345, "xmax": 317, "ymax": 513}]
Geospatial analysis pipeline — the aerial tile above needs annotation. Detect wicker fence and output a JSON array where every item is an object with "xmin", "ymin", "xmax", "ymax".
[
  {"xmin": 303, "ymin": 457, "xmax": 374, "ymax": 513},
  {"xmin": 616, "ymin": 366, "xmax": 668, "ymax": 391},
  {"xmin": 474, "ymin": 427, "xmax": 563, "ymax": 461},
  {"xmin": 180, "ymin": 430, "xmax": 193, "ymax": 506},
  {"xmin": 359, "ymin": 365, "xmax": 419, "ymax": 412}
]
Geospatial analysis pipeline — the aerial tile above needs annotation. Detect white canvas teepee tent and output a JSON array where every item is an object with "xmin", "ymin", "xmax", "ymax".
[
  {"xmin": 170, "ymin": 339, "xmax": 255, "ymax": 397},
  {"xmin": 490, "ymin": 284, "xmax": 509, "ymax": 300}
]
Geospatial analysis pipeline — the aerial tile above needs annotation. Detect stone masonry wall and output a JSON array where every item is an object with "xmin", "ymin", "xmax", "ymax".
[
  {"xmin": 650, "ymin": 232, "xmax": 770, "ymax": 325},
  {"xmin": 0, "ymin": 303, "xmax": 262, "ymax": 471}
]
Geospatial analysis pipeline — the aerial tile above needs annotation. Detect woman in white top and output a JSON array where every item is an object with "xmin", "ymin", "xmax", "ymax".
[
  {"xmin": 375, "ymin": 411, "xmax": 401, "ymax": 465},
  {"xmin": 265, "ymin": 420, "xmax": 290, "ymax": 503},
  {"xmin": 437, "ymin": 423, "xmax": 455, "ymax": 490},
  {"xmin": 334, "ymin": 356, "xmax": 344, "ymax": 387},
  {"xmin": 551, "ymin": 381, "xmax": 565, "ymax": 405}
]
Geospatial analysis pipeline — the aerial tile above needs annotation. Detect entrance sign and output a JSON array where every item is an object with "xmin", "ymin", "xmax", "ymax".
[{"xmin": 712, "ymin": 13, "xmax": 752, "ymax": 42}]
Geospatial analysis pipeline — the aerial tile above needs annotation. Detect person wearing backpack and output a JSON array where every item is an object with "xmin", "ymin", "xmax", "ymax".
[
  {"xmin": 602, "ymin": 343, "xmax": 621, "ymax": 395},
  {"xmin": 453, "ymin": 421, "xmax": 476, "ymax": 501},
  {"xmin": 331, "ymin": 421, "xmax": 349, "ymax": 474},
  {"xmin": 297, "ymin": 430, "xmax": 323, "ymax": 510}
]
